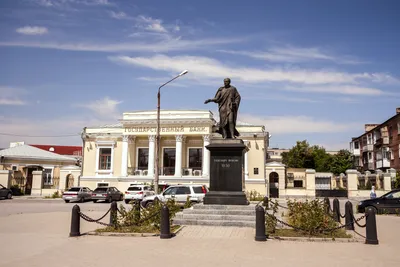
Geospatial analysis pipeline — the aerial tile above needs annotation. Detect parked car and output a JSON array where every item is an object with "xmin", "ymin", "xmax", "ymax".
[
  {"xmin": 141, "ymin": 184, "xmax": 208, "ymax": 208},
  {"xmin": 92, "ymin": 186, "xmax": 124, "ymax": 203},
  {"xmin": 62, "ymin": 187, "xmax": 92, "ymax": 203},
  {"xmin": 124, "ymin": 184, "xmax": 155, "ymax": 204},
  {"xmin": 357, "ymin": 189, "xmax": 400, "ymax": 214},
  {"xmin": 0, "ymin": 184, "xmax": 12, "ymax": 200}
]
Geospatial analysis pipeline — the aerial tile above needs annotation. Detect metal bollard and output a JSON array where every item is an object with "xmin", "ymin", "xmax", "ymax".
[
  {"xmin": 160, "ymin": 205, "xmax": 171, "ymax": 239},
  {"xmin": 365, "ymin": 207, "xmax": 379, "ymax": 245},
  {"xmin": 135, "ymin": 201, "xmax": 141, "ymax": 222},
  {"xmin": 255, "ymin": 205, "xmax": 267, "ymax": 241},
  {"xmin": 69, "ymin": 205, "xmax": 81, "ymax": 237},
  {"xmin": 333, "ymin": 198, "xmax": 340, "ymax": 223},
  {"xmin": 263, "ymin": 196, "xmax": 269, "ymax": 209},
  {"xmin": 110, "ymin": 201, "xmax": 118, "ymax": 227},
  {"xmin": 345, "ymin": 201, "xmax": 354, "ymax": 230},
  {"xmin": 324, "ymin": 197, "xmax": 331, "ymax": 215}
]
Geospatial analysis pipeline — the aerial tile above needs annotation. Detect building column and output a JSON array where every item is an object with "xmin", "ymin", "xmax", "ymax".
[
  {"xmin": 174, "ymin": 135, "xmax": 184, "ymax": 177},
  {"xmin": 244, "ymin": 140, "xmax": 249, "ymax": 180},
  {"xmin": 148, "ymin": 135, "xmax": 156, "ymax": 177},
  {"xmin": 121, "ymin": 135, "xmax": 129, "ymax": 177},
  {"xmin": 202, "ymin": 134, "xmax": 211, "ymax": 177}
]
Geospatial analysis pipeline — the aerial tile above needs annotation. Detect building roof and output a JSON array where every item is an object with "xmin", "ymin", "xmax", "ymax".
[
  {"xmin": 0, "ymin": 145, "xmax": 77, "ymax": 162},
  {"xmin": 30, "ymin": 144, "xmax": 82, "ymax": 156},
  {"xmin": 353, "ymin": 110, "xmax": 400, "ymax": 140}
]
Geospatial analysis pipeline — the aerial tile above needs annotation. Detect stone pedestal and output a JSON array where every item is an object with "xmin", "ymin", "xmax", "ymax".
[{"xmin": 203, "ymin": 139, "xmax": 249, "ymax": 205}]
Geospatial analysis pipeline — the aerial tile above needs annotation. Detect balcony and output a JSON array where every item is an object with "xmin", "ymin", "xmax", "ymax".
[
  {"xmin": 376, "ymin": 159, "xmax": 391, "ymax": 169},
  {"xmin": 363, "ymin": 163, "xmax": 375, "ymax": 170},
  {"xmin": 352, "ymin": 148, "xmax": 360, "ymax": 156},
  {"xmin": 375, "ymin": 137, "xmax": 389, "ymax": 147}
]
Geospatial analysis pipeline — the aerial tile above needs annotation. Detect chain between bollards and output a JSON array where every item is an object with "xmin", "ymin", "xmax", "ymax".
[
  {"xmin": 160, "ymin": 204, "xmax": 171, "ymax": 239},
  {"xmin": 365, "ymin": 207, "xmax": 379, "ymax": 245},
  {"xmin": 109, "ymin": 201, "xmax": 118, "ymax": 227},
  {"xmin": 69, "ymin": 205, "xmax": 81, "ymax": 237},
  {"xmin": 255, "ymin": 205, "xmax": 267, "ymax": 241}
]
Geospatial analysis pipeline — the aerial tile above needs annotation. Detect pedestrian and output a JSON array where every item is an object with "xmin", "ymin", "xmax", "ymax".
[{"xmin": 370, "ymin": 185, "xmax": 377, "ymax": 199}]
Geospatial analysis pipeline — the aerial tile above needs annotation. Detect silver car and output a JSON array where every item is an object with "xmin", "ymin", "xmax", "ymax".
[{"xmin": 62, "ymin": 187, "xmax": 92, "ymax": 203}]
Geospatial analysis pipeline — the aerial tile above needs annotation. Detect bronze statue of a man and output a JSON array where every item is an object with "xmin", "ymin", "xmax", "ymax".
[{"xmin": 205, "ymin": 78, "xmax": 241, "ymax": 139}]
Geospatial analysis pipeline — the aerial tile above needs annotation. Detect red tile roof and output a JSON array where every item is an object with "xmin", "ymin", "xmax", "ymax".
[{"xmin": 29, "ymin": 145, "xmax": 82, "ymax": 156}]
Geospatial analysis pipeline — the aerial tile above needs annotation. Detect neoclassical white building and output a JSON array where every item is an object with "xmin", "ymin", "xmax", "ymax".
[{"xmin": 80, "ymin": 110, "xmax": 269, "ymax": 193}]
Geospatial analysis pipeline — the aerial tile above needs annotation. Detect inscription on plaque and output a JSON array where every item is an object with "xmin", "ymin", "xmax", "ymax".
[{"xmin": 213, "ymin": 158, "xmax": 239, "ymax": 168}]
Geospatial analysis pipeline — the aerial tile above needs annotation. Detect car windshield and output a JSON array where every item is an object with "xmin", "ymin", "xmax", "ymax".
[
  {"xmin": 68, "ymin": 188, "xmax": 81, "ymax": 192},
  {"xmin": 127, "ymin": 187, "xmax": 142, "ymax": 191},
  {"xmin": 94, "ymin": 188, "xmax": 108, "ymax": 193}
]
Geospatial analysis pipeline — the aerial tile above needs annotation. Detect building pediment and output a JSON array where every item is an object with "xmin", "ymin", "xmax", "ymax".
[{"xmin": 265, "ymin": 161, "xmax": 286, "ymax": 167}]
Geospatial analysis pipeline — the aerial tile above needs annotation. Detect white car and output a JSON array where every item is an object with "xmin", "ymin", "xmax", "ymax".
[
  {"xmin": 124, "ymin": 184, "xmax": 155, "ymax": 204},
  {"xmin": 141, "ymin": 184, "xmax": 209, "ymax": 208}
]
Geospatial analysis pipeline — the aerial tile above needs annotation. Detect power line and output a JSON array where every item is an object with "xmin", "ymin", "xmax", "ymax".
[{"xmin": 0, "ymin": 132, "xmax": 80, "ymax": 138}]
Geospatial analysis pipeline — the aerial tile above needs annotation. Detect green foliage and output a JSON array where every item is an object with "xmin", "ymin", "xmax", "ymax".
[
  {"xmin": 282, "ymin": 140, "xmax": 353, "ymax": 174},
  {"xmin": 246, "ymin": 190, "xmax": 264, "ymax": 201},
  {"xmin": 329, "ymin": 150, "xmax": 353, "ymax": 175},
  {"xmin": 109, "ymin": 199, "xmax": 181, "ymax": 233},
  {"xmin": 358, "ymin": 180, "xmax": 372, "ymax": 190},
  {"xmin": 265, "ymin": 200, "xmax": 279, "ymax": 234},
  {"xmin": 183, "ymin": 196, "xmax": 193, "ymax": 209},
  {"xmin": 394, "ymin": 171, "xmax": 400, "ymax": 189},
  {"xmin": 286, "ymin": 199, "xmax": 339, "ymax": 236}
]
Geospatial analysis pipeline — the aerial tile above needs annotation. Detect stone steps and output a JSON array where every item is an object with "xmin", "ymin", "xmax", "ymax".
[
  {"xmin": 174, "ymin": 213, "xmax": 255, "ymax": 221},
  {"xmin": 183, "ymin": 209, "xmax": 255, "ymax": 216},
  {"xmin": 172, "ymin": 218, "xmax": 255, "ymax": 228},
  {"xmin": 172, "ymin": 204, "xmax": 257, "ymax": 228}
]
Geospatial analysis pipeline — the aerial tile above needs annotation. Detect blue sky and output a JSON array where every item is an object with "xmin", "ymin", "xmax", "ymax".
[{"xmin": 0, "ymin": 0, "xmax": 399, "ymax": 150}]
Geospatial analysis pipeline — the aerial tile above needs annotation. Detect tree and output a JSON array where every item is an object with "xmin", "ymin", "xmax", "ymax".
[
  {"xmin": 282, "ymin": 140, "xmax": 314, "ymax": 169},
  {"xmin": 329, "ymin": 150, "xmax": 353, "ymax": 175},
  {"xmin": 282, "ymin": 140, "xmax": 351, "ymax": 174}
]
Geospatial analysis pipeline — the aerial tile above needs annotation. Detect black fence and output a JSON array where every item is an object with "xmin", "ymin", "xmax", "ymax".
[{"xmin": 315, "ymin": 189, "xmax": 348, "ymax": 198}]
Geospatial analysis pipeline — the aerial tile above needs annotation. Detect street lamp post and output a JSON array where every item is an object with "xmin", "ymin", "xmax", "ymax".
[{"xmin": 154, "ymin": 70, "xmax": 188, "ymax": 194}]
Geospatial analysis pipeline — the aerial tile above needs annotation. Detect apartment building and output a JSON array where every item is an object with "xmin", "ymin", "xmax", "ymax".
[{"xmin": 350, "ymin": 107, "xmax": 400, "ymax": 172}]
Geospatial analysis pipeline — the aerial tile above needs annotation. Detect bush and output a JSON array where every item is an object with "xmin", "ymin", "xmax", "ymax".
[
  {"xmin": 246, "ymin": 190, "xmax": 264, "ymax": 201},
  {"xmin": 286, "ymin": 199, "xmax": 339, "ymax": 236},
  {"xmin": 265, "ymin": 200, "xmax": 279, "ymax": 234},
  {"xmin": 108, "ymin": 199, "xmax": 182, "ymax": 233}
]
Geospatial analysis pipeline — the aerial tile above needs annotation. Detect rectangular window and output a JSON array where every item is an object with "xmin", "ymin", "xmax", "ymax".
[
  {"xmin": 163, "ymin": 148, "xmax": 176, "ymax": 175},
  {"xmin": 99, "ymin": 148, "xmax": 112, "ymax": 170},
  {"xmin": 188, "ymin": 148, "xmax": 202, "ymax": 168},
  {"xmin": 254, "ymin": 168, "xmax": 259, "ymax": 175},
  {"xmin": 354, "ymin": 141, "xmax": 359, "ymax": 149},
  {"xmin": 43, "ymin": 168, "xmax": 53, "ymax": 185},
  {"xmin": 138, "ymin": 148, "xmax": 149, "ymax": 170},
  {"xmin": 294, "ymin": 180, "xmax": 303, "ymax": 188}
]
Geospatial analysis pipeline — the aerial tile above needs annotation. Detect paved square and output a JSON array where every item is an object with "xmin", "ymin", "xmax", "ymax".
[{"xmin": 1, "ymin": 199, "xmax": 399, "ymax": 267}]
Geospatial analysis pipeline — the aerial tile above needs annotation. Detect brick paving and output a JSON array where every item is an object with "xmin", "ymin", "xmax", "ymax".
[{"xmin": 0, "ymin": 200, "xmax": 400, "ymax": 267}]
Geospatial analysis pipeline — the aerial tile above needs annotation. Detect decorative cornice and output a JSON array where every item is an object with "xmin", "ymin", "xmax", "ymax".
[
  {"xmin": 148, "ymin": 135, "xmax": 156, "ymax": 142},
  {"xmin": 202, "ymin": 134, "xmax": 211, "ymax": 142}
]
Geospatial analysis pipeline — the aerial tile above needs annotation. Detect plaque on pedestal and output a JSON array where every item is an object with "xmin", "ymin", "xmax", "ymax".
[{"xmin": 203, "ymin": 139, "xmax": 249, "ymax": 205}]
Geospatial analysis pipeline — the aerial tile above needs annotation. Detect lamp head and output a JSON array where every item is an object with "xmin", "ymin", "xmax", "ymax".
[{"xmin": 179, "ymin": 70, "xmax": 189, "ymax": 76}]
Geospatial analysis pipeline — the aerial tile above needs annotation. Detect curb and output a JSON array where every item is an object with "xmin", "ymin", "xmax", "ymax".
[
  {"xmin": 85, "ymin": 225, "xmax": 184, "ymax": 237},
  {"xmin": 268, "ymin": 234, "xmax": 363, "ymax": 243}
]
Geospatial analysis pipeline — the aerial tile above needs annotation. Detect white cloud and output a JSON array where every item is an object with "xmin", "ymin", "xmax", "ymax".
[
  {"xmin": 76, "ymin": 97, "xmax": 122, "ymax": 119},
  {"xmin": 283, "ymin": 85, "xmax": 385, "ymax": 96},
  {"xmin": 135, "ymin": 15, "xmax": 167, "ymax": 33},
  {"xmin": 109, "ymin": 54, "xmax": 397, "ymax": 88},
  {"xmin": 218, "ymin": 46, "xmax": 364, "ymax": 65},
  {"xmin": 35, "ymin": 0, "xmax": 110, "ymax": 7},
  {"xmin": 109, "ymin": 11, "xmax": 128, "ymax": 20},
  {"xmin": 16, "ymin": 26, "xmax": 48, "ymax": 35},
  {"xmin": 238, "ymin": 114, "xmax": 356, "ymax": 134},
  {"xmin": 0, "ymin": 99, "xmax": 26, "ymax": 106},
  {"xmin": 0, "ymin": 37, "xmax": 241, "ymax": 52}
]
